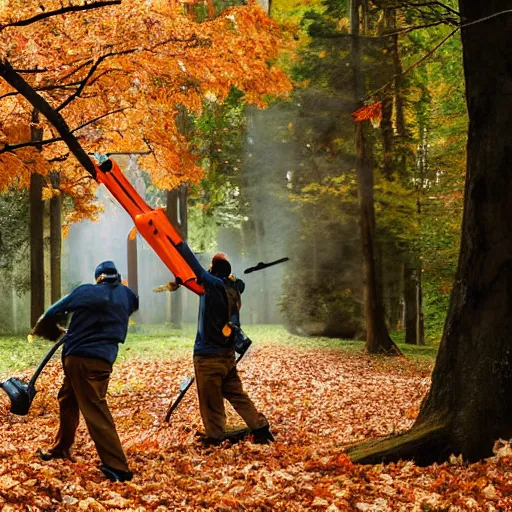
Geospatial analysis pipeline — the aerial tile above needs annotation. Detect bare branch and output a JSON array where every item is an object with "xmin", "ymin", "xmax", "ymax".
[
  {"xmin": 57, "ymin": 49, "xmax": 138, "ymax": 112},
  {"xmin": 88, "ymin": 150, "xmax": 152, "ymax": 156},
  {"xmin": 0, "ymin": 136, "xmax": 62, "ymax": 154},
  {"xmin": 49, "ymin": 154, "xmax": 70, "ymax": 163},
  {"xmin": 70, "ymin": 107, "xmax": 128, "ymax": 132},
  {"xmin": 55, "ymin": 36, "xmax": 199, "ymax": 111},
  {"xmin": 406, "ymin": 2, "xmax": 459, "ymax": 17},
  {"xmin": 13, "ymin": 68, "xmax": 49, "ymax": 74},
  {"xmin": 384, "ymin": 19, "xmax": 456, "ymax": 36},
  {"xmin": 0, "ymin": 1, "xmax": 121, "ymax": 31},
  {"xmin": 366, "ymin": 28, "xmax": 459, "ymax": 101}
]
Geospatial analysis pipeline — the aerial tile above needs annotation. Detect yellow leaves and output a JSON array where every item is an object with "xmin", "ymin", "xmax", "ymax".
[
  {"xmin": 0, "ymin": 475, "xmax": 19, "ymax": 490},
  {"xmin": 41, "ymin": 186, "xmax": 60, "ymax": 201}
]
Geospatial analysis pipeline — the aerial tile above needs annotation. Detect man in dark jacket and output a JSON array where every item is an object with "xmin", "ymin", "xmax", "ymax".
[
  {"xmin": 35, "ymin": 261, "xmax": 138, "ymax": 482},
  {"xmin": 175, "ymin": 244, "xmax": 274, "ymax": 445}
]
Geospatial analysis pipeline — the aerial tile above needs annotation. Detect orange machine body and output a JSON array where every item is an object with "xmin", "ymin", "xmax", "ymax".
[{"xmin": 95, "ymin": 159, "xmax": 204, "ymax": 296}]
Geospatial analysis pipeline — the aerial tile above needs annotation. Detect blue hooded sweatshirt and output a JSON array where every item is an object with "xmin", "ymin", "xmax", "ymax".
[
  {"xmin": 41, "ymin": 261, "xmax": 138, "ymax": 364},
  {"xmin": 177, "ymin": 242, "xmax": 245, "ymax": 356}
]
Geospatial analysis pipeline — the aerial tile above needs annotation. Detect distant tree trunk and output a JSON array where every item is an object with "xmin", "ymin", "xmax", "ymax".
[
  {"xmin": 166, "ymin": 184, "xmax": 188, "ymax": 328},
  {"xmin": 347, "ymin": 0, "xmax": 512, "ymax": 464},
  {"xmin": 403, "ymin": 261, "xmax": 418, "ymax": 344},
  {"xmin": 352, "ymin": 0, "xmax": 399, "ymax": 354},
  {"xmin": 255, "ymin": 218, "xmax": 270, "ymax": 324},
  {"xmin": 127, "ymin": 227, "xmax": 138, "ymax": 296},
  {"xmin": 392, "ymin": 18, "xmax": 406, "ymax": 180},
  {"xmin": 380, "ymin": 8, "xmax": 395, "ymax": 181},
  {"xmin": 257, "ymin": 0, "xmax": 271, "ymax": 15},
  {"xmin": 356, "ymin": 123, "xmax": 399, "ymax": 353},
  {"xmin": 30, "ymin": 109, "xmax": 45, "ymax": 326},
  {"xmin": 49, "ymin": 172, "xmax": 62, "ymax": 303},
  {"xmin": 385, "ymin": 6, "xmax": 424, "ymax": 345}
]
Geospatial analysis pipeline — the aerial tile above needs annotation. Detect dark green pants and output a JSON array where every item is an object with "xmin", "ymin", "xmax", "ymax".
[
  {"xmin": 52, "ymin": 355, "xmax": 129, "ymax": 472},
  {"xmin": 194, "ymin": 353, "xmax": 268, "ymax": 439}
]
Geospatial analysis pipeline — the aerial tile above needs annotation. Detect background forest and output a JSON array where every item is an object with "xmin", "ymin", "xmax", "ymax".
[{"xmin": 0, "ymin": 0, "xmax": 465, "ymax": 349}]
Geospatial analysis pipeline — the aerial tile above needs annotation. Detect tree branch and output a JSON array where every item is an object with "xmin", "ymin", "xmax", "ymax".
[
  {"xmin": 406, "ymin": 2, "xmax": 460, "ymax": 17},
  {"xmin": 71, "ymin": 108, "xmax": 128, "ymax": 132},
  {"xmin": 385, "ymin": 20, "xmax": 457, "ymax": 36},
  {"xmin": 0, "ymin": 59, "xmax": 98, "ymax": 178},
  {"xmin": 0, "ymin": 1, "xmax": 121, "ymax": 30},
  {"xmin": 366, "ymin": 28, "xmax": 459, "ymax": 101},
  {"xmin": 0, "ymin": 137, "xmax": 63, "ymax": 154},
  {"xmin": 57, "ymin": 49, "xmax": 139, "ymax": 112}
]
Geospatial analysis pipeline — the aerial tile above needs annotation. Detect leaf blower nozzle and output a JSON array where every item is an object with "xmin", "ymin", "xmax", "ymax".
[
  {"xmin": 1, "ymin": 377, "xmax": 35, "ymax": 416},
  {"xmin": 0, "ymin": 335, "xmax": 65, "ymax": 416}
]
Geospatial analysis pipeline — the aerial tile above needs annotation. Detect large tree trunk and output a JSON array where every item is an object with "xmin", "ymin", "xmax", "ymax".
[
  {"xmin": 49, "ymin": 172, "xmax": 62, "ymax": 303},
  {"xmin": 347, "ymin": 0, "xmax": 512, "ymax": 464},
  {"xmin": 30, "ymin": 109, "xmax": 45, "ymax": 326}
]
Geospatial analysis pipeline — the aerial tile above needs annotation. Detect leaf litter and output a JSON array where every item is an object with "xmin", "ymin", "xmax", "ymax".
[{"xmin": 0, "ymin": 346, "xmax": 511, "ymax": 511}]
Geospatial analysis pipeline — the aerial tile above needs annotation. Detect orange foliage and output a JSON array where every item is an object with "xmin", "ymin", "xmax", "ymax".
[
  {"xmin": 352, "ymin": 101, "xmax": 382, "ymax": 123},
  {"xmin": 0, "ymin": 0, "xmax": 292, "ymax": 222}
]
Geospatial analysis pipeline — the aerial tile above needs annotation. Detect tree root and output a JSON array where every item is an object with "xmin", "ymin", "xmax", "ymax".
[{"xmin": 345, "ymin": 420, "xmax": 453, "ymax": 466}]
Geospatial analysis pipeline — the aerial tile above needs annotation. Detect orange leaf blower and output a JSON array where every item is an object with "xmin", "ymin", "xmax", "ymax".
[{"xmin": 94, "ymin": 158, "xmax": 204, "ymax": 296}]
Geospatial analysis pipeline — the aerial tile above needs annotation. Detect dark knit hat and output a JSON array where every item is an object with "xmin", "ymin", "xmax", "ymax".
[
  {"xmin": 94, "ymin": 261, "xmax": 120, "ymax": 283},
  {"xmin": 211, "ymin": 253, "xmax": 231, "ymax": 278}
]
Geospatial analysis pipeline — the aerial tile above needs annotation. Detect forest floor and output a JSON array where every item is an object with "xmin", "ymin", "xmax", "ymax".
[{"xmin": 0, "ymin": 326, "xmax": 510, "ymax": 511}]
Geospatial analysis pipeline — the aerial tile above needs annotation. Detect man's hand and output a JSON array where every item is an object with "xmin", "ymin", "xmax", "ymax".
[{"xmin": 153, "ymin": 277, "xmax": 182, "ymax": 293}]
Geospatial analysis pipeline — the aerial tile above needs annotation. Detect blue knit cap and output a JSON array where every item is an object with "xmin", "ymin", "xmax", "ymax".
[{"xmin": 94, "ymin": 261, "xmax": 119, "ymax": 283}]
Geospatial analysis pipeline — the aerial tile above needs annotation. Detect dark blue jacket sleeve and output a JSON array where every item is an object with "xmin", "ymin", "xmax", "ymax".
[
  {"xmin": 176, "ymin": 241, "xmax": 224, "ymax": 289},
  {"xmin": 42, "ymin": 287, "xmax": 83, "ymax": 321}
]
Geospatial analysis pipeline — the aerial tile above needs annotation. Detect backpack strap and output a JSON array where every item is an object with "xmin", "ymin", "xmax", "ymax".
[{"xmin": 221, "ymin": 279, "xmax": 241, "ymax": 338}]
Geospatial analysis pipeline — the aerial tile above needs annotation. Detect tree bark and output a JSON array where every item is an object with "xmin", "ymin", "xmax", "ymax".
[
  {"xmin": 29, "ymin": 109, "xmax": 45, "ymax": 326},
  {"xmin": 347, "ymin": 0, "xmax": 512, "ymax": 464},
  {"xmin": 49, "ymin": 172, "xmax": 62, "ymax": 303}
]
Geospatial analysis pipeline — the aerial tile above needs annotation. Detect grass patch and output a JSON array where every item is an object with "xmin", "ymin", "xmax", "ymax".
[
  {"xmin": 0, "ymin": 336, "xmax": 53, "ymax": 377},
  {"xmin": 0, "ymin": 324, "xmax": 438, "ymax": 379}
]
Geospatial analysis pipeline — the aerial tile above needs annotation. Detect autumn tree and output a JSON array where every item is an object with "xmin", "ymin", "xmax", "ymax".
[
  {"xmin": 348, "ymin": 0, "xmax": 512, "ymax": 464},
  {"xmin": 0, "ymin": 1, "xmax": 291, "ymax": 321}
]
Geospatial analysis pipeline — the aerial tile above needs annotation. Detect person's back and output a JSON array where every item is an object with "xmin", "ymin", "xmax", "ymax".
[{"xmin": 56, "ymin": 281, "xmax": 138, "ymax": 364}]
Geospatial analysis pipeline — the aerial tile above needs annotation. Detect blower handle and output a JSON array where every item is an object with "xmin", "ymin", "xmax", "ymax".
[{"xmin": 27, "ymin": 337, "xmax": 66, "ymax": 391}]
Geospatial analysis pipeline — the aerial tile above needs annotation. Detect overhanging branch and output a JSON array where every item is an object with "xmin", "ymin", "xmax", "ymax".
[{"xmin": 0, "ymin": 1, "xmax": 121, "ymax": 31}]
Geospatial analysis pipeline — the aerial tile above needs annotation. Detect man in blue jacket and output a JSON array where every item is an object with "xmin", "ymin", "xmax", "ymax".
[
  {"xmin": 175, "ymin": 244, "xmax": 274, "ymax": 445},
  {"xmin": 35, "ymin": 261, "xmax": 138, "ymax": 482}
]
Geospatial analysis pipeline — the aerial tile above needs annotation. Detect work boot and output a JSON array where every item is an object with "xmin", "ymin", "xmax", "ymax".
[
  {"xmin": 99, "ymin": 464, "xmax": 133, "ymax": 482},
  {"xmin": 197, "ymin": 434, "xmax": 222, "ymax": 447},
  {"xmin": 221, "ymin": 428, "xmax": 251, "ymax": 444},
  {"xmin": 38, "ymin": 448, "xmax": 75, "ymax": 462},
  {"xmin": 251, "ymin": 425, "xmax": 275, "ymax": 444}
]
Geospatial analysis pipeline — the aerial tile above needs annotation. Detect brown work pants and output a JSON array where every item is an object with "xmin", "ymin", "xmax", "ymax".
[
  {"xmin": 193, "ymin": 353, "xmax": 268, "ymax": 439},
  {"xmin": 52, "ymin": 355, "xmax": 129, "ymax": 472}
]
